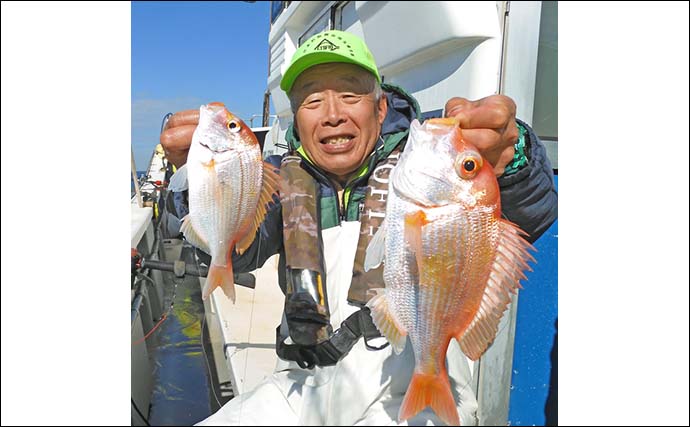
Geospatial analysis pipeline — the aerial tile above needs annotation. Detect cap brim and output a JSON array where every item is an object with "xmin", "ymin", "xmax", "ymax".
[{"xmin": 280, "ymin": 51, "xmax": 380, "ymax": 93}]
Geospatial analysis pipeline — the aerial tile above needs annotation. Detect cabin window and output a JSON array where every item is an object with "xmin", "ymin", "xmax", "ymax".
[
  {"xmin": 334, "ymin": 1, "xmax": 356, "ymax": 31},
  {"xmin": 297, "ymin": 2, "xmax": 362, "ymax": 47},
  {"xmin": 270, "ymin": 1, "xmax": 290, "ymax": 25},
  {"xmin": 299, "ymin": 12, "xmax": 330, "ymax": 45},
  {"xmin": 532, "ymin": 1, "xmax": 558, "ymax": 168}
]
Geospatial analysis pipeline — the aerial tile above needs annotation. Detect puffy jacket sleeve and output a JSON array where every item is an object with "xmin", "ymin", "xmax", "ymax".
[{"xmin": 498, "ymin": 119, "xmax": 558, "ymax": 243}]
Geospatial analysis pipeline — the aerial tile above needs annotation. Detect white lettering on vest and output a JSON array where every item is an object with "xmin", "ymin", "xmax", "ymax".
[{"xmin": 364, "ymin": 153, "xmax": 400, "ymax": 235}]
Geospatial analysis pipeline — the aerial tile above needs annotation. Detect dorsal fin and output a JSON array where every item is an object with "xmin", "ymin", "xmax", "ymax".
[
  {"xmin": 234, "ymin": 162, "xmax": 280, "ymax": 254},
  {"xmin": 456, "ymin": 220, "xmax": 536, "ymax": 360}
]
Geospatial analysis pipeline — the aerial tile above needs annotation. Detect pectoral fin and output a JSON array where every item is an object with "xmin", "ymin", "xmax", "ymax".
[
  {"xmin": 364, "ymin": 219, "xmax": 387, "ymax": 271},
  {"xmin": 366, "ymin": 288, "xmax": 407, "ymax": 354},
  {"xmin": 180, "ymin": 215, "xmax": 210, "ymax": 254},
  {"xmin": 235, "ymin": 162, "xmax": 281, "ymax": 254},
  {"xmin": 457, "ymin": 219, "xmax": 536, "ymax": 360}
]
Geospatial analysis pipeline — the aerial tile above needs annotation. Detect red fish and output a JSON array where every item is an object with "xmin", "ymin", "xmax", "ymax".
[
  {"xmin": 365, "ymin": 118, "xmax": 535, "ymax": 425},
  {"xmin": 171, "ymin": 103, "xmax": 279, "ymax": 301}
]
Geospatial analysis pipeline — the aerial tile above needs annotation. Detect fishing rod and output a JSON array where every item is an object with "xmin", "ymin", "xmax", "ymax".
[{"xmin": 131, "ymin": 249, "xmax": 256, "ymax": 289}]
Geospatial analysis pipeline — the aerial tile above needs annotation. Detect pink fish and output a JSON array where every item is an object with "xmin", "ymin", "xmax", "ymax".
[
  {"xmin": 172, "ymin": 103, "xmax": 279, "ymax": 301},
  {"xmin": 365, "ymin": 118, "xmax": 535, "ymax": 425}
]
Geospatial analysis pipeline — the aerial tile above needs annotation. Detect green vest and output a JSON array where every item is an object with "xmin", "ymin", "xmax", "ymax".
[{"xmin": 277, "ymin": 83, "xmax": 419, "ymax": 355}]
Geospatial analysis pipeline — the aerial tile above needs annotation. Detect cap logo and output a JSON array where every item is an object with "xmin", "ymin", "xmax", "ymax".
[{"xmin": 314, "ymin": 38, "xmax": 339, "ymax": 52}]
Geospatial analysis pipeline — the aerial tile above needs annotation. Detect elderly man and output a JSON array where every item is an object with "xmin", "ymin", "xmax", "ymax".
[{"xmin": 161, "ymin": 30, "xmax": 556, "ymax": 426}]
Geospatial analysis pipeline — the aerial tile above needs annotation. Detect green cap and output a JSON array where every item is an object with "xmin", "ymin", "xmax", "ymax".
[{"xmin": 280, "ymin": 30, "xmax": 381, "ymax": 93}]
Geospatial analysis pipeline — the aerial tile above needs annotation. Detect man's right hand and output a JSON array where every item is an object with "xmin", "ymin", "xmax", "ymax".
[{"xmin": 160, "ymin": 109, "xmax": 200, "ymax": 168}]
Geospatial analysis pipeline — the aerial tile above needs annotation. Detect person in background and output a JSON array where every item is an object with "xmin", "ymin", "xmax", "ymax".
[{"xmin": 161, "ymin": 30, "xmax": 557, "ymax": 426}]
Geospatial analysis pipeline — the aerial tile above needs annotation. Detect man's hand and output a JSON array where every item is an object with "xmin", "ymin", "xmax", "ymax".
[
  {"xmin": 160, "ymin": 108, "xmax": 200, "ymax": 168},
  {"xmin": 444, "ymin": 95, "xmax": 519, "ymax": 176}
]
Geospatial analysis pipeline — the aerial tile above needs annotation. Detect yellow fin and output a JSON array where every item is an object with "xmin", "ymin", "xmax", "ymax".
[
  {"xmin": 235, "ymin": 162, "xmax": 280, "ymax": 254},
  {"xmin": 366, "ymin": 289, "xmax": 407, "ymax": 354},
  {"xmin": 457, "ymin": 219, "xmax": 536, "ymax": 360}
]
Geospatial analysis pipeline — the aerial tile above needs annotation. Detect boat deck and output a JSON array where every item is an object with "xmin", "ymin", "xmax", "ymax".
[{"xmin": 205, "ymin": 254, "xmax": 284, "ymax": 396}]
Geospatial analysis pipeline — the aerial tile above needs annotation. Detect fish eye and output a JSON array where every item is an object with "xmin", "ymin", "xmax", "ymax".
[
  {"xmin": 227, "ymin": 120, "xmax": 241, "ymax": 133},
  {"xmin": 455, "ymin": 151, "xmax": 483, "ymax": 179}
]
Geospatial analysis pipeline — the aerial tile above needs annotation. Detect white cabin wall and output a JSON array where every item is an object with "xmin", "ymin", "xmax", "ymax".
[
  {"xmin": 268, "ymin": 2, "xmax": 505, "ymax": 124},
  {"xmin": 356, "ymin": 1, "xmax": 502, "ymax": 114},
  {"xmin": 386, "ymin": 38, "xmax": 502, "ymax": 115},
  {"xmin": 267, "ymin": 1, "xmax": 553, "ymax": 163},
  {"xmin": 268, "ymin": 2, "xmax": 335, "ymax": 126}
]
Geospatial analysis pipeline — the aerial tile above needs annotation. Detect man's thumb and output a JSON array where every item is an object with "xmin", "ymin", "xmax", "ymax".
[{"xmin": 444, "ymin": 97, "xmax": 473, "ymax": 127}]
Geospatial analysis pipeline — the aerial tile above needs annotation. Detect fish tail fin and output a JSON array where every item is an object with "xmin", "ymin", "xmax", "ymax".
[
  {"xmin": 399, "ymin": 372, "xmax": 460, "ymax": 426},
  {"xmin": 203, "ymin": 263, "xmax": 236, "ymax": 303}
]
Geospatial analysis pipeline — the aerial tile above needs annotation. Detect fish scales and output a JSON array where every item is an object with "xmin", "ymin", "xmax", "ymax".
[
  {"xmin": 364, "ymin": 117, "xmax": 535, "ymax": 425},
  {"xmin": 189, "ymin": 145, "xmax": 261, "ymax": 248},
  {"xmin": 175, "ymin": 103, "xmax": 280, "ymax": 302}
]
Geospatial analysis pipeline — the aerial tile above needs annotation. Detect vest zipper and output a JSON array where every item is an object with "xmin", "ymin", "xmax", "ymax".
[
  {"xmin": 342, "ymin": 152, "xmax": 380, "ymax": 222},
  {"xmin": 338, "ymin": 190, "xmax": 346, "ymax": 222},
  {"xmin": 295, "ymin": 147, "xmax": 382, "ymax": 224}
]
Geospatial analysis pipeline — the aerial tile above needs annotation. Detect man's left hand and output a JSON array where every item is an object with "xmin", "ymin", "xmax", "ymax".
[{"xmin": 444, "ymin": 95, "xmax": 519, "ymax": 176}]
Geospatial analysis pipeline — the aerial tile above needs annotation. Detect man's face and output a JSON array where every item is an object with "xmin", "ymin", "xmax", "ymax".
[{"xmin": 291, "ymin": 63, "xmax": 387, "ymax": 182}]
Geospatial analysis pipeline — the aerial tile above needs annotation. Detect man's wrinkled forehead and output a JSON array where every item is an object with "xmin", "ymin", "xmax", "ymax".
[{"xmin": 291, "ymin": 63, "xmax": 376, "ymax": 96}]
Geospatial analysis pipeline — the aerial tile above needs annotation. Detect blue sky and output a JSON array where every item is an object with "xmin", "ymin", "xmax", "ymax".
[{"xmin": 132, "ymin": 1, "xmax": 272, "ymax": 170}]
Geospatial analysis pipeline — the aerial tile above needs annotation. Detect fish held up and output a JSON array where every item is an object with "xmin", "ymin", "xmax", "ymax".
[
  {"xmin": 169, "ymin": 102, "xmax": 279, "ymax": 302},
  {"xmin": 364, "ymin": 117, "xmax": 535, "ymax": 425}
]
